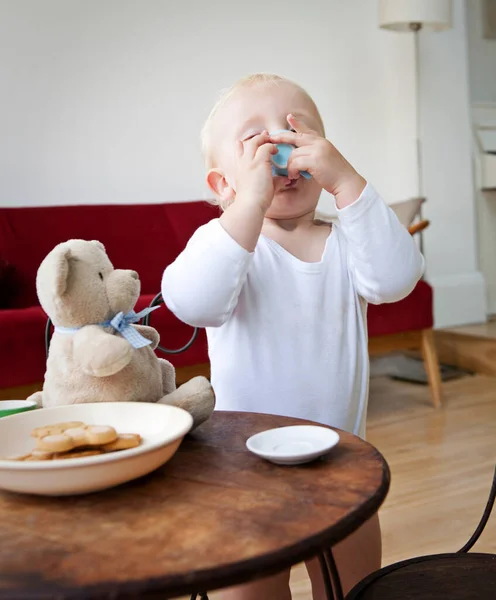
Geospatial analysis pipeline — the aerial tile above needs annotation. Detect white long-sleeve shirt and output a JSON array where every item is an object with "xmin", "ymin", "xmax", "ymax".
[{"xmin": 162, "ymin": 184, "xmax": 424, "ymax": 438}]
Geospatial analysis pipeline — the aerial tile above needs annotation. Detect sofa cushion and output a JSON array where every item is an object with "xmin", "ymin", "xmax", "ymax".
[
  {"xmin": 367, "ymin": 280, "xmax": 433, "ymax": 337},
  {"xmin": 0, "ymin": 306, "xmax": 48, "ymax": 388},
  {"xmin": 1, "ymin": 280, "xmax": 432, "ymax": 389},
  {"xmin": 0, "ymin": 260, "xmax": 16, "ymax": 309},
  {"xmin": 0, "ymin": 202, "xmax": 219, "ymax": 308}
]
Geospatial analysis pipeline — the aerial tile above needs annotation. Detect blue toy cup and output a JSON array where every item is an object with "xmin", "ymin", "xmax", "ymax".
[{"xmin": 270, "ymin": 130, "xmax": 311, "ymax": 179}]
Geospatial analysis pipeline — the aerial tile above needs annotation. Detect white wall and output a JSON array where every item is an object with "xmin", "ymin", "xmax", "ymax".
[
  {"xmin": 466, "ymin": 0, "xmax": 496, "ymax": 316},
  {"xmin": 466, "ymin": 0, "xmax": 496, "ymax": 103},
  {"xmin": 0, "ymin": 0, "xmax": 487, "ymax": 327},
  {"xmin": 0, "ymin": 0, "xmax": 416, "ymax": 209},
  {"xmin": 418, "ymin": 0, "xmax": 486, "ymax": 327}
]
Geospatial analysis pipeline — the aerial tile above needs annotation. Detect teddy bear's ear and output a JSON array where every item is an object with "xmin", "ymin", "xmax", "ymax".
[
  {"xmin": 42, "ymin": 246, "xmax": 72, "ymax": 298},
  {"xmin": 90, "ymin": 240, "xmax": 106, "ymax": 252}
]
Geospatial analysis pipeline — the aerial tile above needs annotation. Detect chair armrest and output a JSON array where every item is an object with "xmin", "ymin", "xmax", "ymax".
[{"xmin": 408, "ymin": 219, "xmax": 430, "ymax": 236}]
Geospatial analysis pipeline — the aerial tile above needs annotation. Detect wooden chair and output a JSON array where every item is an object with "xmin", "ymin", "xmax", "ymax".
[
  {"xmin": 346, "ymin": 465, "xmax": 496, "ymax": 599},
  {"xmin": 367, "ymin": 204, "xmax": 442, "ymax": 408}
]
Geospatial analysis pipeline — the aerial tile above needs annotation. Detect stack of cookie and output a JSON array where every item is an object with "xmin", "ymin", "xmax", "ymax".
[{"xmin": 7, "ymin": 421, "xmax": 141, "ymax": 461}]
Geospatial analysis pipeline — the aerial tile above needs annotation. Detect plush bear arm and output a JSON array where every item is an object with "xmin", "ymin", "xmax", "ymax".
[
  {"xmin": 26, "ymin": 390, "xmax": 43, "ymax": 408},
  {"xmin": 73, "ymin": 326, "xmax": 133, "ymax": 377},
  {"xmin": 158, "ymin": 357, "xmax": 177, "ymax": 395},
  {"xmin": 133, "ymin": 325, "xmax": 160, "ymax": 350}
]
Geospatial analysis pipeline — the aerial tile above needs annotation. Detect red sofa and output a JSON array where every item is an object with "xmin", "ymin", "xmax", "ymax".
[
  {"xmin": 0, "ymin": 202, "xmax": 438, "ymax": 404},
  {"xmin": 0, "ymin": 202, "xmax": 219, "ymax": 390}
]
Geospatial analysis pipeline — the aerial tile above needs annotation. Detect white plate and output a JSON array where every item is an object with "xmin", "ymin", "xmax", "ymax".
[
  {"xmin": 0, "ymin": 402, "xmax": 193, "ymax": 496},
  {"xmin": 0, "ymin": 399, "xmax": 38, "ymax": 418},
  {"xmin": 246, "ymin": 425, "xmax": 340, "ymax": 465}
]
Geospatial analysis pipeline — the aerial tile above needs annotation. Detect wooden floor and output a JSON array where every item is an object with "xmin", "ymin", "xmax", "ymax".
[
  {"xmin": 435, "ymin": 318, "xmax": 496, "ymax": 377},
  {"xmin": 442, "ymin": 318, "xmax": 496, "ymax": 339}
]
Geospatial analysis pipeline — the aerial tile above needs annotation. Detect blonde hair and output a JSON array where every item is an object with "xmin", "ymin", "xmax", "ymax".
[{"xmin": 201, "ymin": 73, "xmax": 325, "ymax": 173}]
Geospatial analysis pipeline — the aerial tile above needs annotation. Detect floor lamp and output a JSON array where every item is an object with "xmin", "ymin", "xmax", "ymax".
[{"xmin": 378, "ymin": 0, "xmax": 453, "ymax": 254}]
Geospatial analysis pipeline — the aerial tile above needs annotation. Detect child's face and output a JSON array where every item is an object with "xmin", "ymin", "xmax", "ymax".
[{"xmin": 209, "ymin": 82, "xmax": 324, "ymax": 220}]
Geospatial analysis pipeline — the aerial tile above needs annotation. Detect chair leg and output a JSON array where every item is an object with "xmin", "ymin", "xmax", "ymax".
[{"xmin": 420, "ymin": 329, "xmax": 442, "ymax": 408}]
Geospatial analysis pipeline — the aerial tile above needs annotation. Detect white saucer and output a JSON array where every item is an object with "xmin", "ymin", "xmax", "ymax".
[{"xmin": 246, "ymin": 425, "xmax": 340, "ymax": 465}]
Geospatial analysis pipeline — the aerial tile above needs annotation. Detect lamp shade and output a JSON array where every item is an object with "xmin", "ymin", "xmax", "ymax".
[{"xmin": 379, "ymin": 0, "xmax": 453, "ymax": 32}]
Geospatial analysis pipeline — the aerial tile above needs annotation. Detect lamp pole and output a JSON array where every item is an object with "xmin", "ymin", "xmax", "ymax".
[
  {"xmin": 379, "ymin": 0, "xmax": 453, "ymax": 256},
  {"xmin": 410, "ymin": 21, "xmax": 425, "ymax": 254}
]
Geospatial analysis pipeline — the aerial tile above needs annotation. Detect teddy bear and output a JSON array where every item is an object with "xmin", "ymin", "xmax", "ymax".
[{"xmin": 27, "ymin": 239, "xmax": 215, "ymax": 430}]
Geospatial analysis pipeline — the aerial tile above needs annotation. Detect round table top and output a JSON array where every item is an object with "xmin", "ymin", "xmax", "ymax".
[{"xmin": 0, "ymin": 411, "xmax": 390, "ymax": 599}]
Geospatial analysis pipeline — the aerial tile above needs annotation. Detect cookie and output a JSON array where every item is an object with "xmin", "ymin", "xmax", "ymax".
[
  {"xmin": 35, "ymin": 424, "xmax": 118, "ymax": 453},
  {"xmin": 86, "ymin": 425, "xmax": 118, "ymax": 445},
  {"xmin": 24, "ymin": 449, "xmax": 54, "ymax": 461},
  {"xmin": 62, "ymin": 427, "xmax": 89, "ymax": 446},
  {"xmin": 4, "ymin": 423, "xmax": 139, "ymax": 462},
  {"xmin": 3, "ymin": 453, "xmax": 32, "ymax": 461},
  {"xmin": 31, "ymin": 421, "xmax": 86, "ymax": 438},
  {"xmin": 102, "ymin": 433, "xmax": 141, "ymax": 452},
  {"xmin": 53, "ymin": 449, "xmax": 103, "ymax": 460},
  {"xmin": 36, "ymin": 433, "xmax": 75, "ymax": 452}
]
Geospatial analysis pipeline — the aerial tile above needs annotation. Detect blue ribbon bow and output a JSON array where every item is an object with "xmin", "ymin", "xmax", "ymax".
[
  {"xmin": 54, "ymin": 305, "xmax": 160, "ymax": 349},
  {"xmin": 102, "ymin": 306, "xmax": 160, "ymax": 348}
]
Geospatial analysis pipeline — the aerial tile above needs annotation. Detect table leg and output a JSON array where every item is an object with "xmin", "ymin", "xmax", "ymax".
[
  {"xmin": 318, "ymin": 553, "xmax": 335, "ymax": 600},
  {"xmin": 323, "ymin": 549, "xmax": 344, "ymax": 600},
  {"xmin": 317, "ymin": 549, "xmax": 344, "ymax": 600}
]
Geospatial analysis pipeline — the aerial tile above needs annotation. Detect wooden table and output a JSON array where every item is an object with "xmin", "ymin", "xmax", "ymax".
[{"xmin": 0, "ymin": 412, "xmax": 390, "ymax": 600}]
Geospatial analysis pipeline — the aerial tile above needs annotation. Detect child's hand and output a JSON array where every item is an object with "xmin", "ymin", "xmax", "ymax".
[
  {"xmin": 234, "ymin": 131, "xmax": 278, "ymax": 213},
  {"xmin": 269, "ymin": 115, "xmax": 366, "ymax": 208}
]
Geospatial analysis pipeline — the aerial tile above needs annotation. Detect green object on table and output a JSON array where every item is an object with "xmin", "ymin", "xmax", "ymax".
[{"xmin": 0, "ymin": 400, "xmax": 38, "ymax": 418}]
